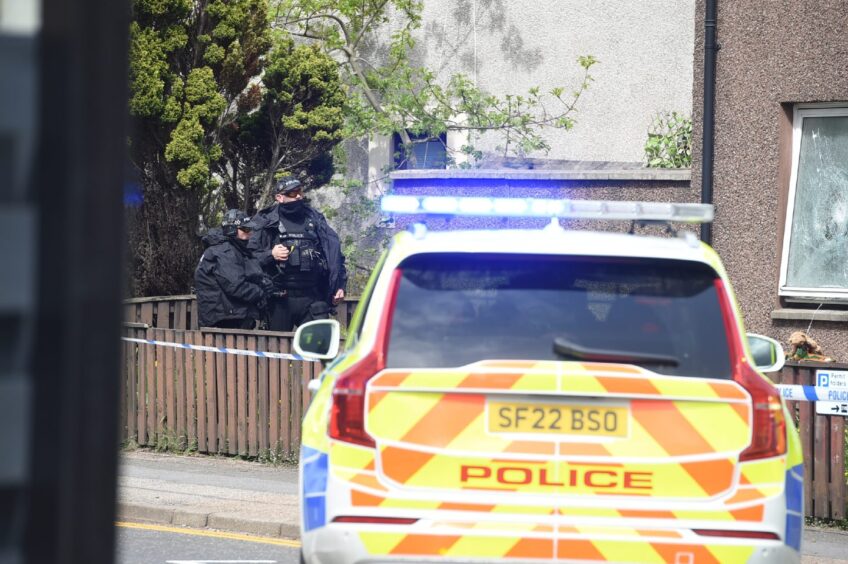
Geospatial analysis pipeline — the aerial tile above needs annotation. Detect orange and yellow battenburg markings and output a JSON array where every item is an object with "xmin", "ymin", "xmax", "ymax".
[
  {"xmin": 365, "ymin": 362, "xmax": 754, "ymax": 500},
  {"xmin": 630, "ymin": 400, "xmax": 743, "ymax": 456},
  {"xmin": 728, "ymin": 504, "xmax": 766, "ymax": 521},
  {"xmin": 359, "ymin": 532, "xmax": 555, "ymax": 559},
  {"xmin": 350, "ymin": 488, "xmax": 559, "ymax": 516},
  {"xmin": 332, "ymin": 357, "xmax": 784, "ymax": 552},
  {"xmin": 366, "ymin": 391, "xmax": 445, "ymax": 442},
  {"xmin": 348, "ymin": 472, "xmax": 387, "ymax": 492},
  {"xmin": 400, "ymin": 393, "xmax": 485, "ymax": 448},
  {"xmin": 740, "ymin": 456, "xmax": 785, "ymax": 484},
  {"xmin": 358, "ymin": 529, "xmax": 757, "ymax": 562},
  {"xmin": 350, "ymin": 489, "xmax": 441, "ymax": 511},
  {"xmin": 596, "ymin": 375, "xmax": 661, "ymax": 395},
  {"xmin": 679, "ymin": 458, "xmax": 736, "ymax": 497},
  {"xmin": 330, "ymin": 441, "xmax": 375, "ymax": 470},
  {"xmin": 374, "ymin": 447, "xmax": 739, "ymax": 499},
  {"xmin": 725, "ymin": 484, "xmax": 783, "ymax": 505},
  {"xmin": 347, "ymin": 491, "xmax": 771, "ymax": 524}
]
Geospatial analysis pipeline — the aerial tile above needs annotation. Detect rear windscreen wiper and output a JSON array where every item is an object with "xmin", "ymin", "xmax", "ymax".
[{"xmin": 553, "ymin": 337, "xmax": 679, "ymax": 367}]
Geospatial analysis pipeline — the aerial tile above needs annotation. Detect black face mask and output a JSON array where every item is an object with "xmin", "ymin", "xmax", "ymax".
[
  {"xmin": 278, "ymin": 199, "xmax": 306, "ymax": 217},
  {"xmin": 230, "ymin": 236, "xmax": 250, "ymax": 253}
]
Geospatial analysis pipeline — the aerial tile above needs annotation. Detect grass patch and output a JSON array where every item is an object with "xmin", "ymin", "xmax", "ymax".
[
  {"xmin": 806, "ymin": 516, "xmax": 848, "ymax": 532},
  {"xmin": 154, "ymin": 429, "xmax": 195, "ymax": 454},
  {"xmin": 121, "ymin": 438, "xmax": 140, "ymax": 451},
  {"xmin": 257, "ymin": 446, "xmax": 298, "ymax": 466},
  {"xmin": 121, "ymin": 439, "xmax": 299, "ymax": 467}
]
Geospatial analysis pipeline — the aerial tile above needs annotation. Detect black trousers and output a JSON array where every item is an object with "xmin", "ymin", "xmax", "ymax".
[
  {"xmin": 212, "ymin": 318, "xmax": 256, "ymax": 330},
  {"xmin": 268, "ymin": 290, "xmax": 330, "ymax": 332}
]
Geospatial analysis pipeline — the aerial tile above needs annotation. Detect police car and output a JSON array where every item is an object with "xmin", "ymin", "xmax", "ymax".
[{"xmin": 293, "ymin": 197, "xmax": 803, "ymax": 564}]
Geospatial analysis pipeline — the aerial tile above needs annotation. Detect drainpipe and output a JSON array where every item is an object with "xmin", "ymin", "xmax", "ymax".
[{"xmin": 701, "ymin": 0, "xmax": 718, "ymax": 244}]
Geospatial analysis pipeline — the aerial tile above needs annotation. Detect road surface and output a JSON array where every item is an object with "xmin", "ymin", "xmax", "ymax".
[{"xmin": 116, "ymin": 522, "xmax": 300, "ymax": 564}]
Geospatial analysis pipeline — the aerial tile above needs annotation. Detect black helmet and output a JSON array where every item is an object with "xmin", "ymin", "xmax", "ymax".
[
  {"xmin": 273, "ymin": 178, "xmax": 302, "ymax": 196},
  {"xmin": 221, "ymin": 209, "xmax": 254, "ymax": 237}
]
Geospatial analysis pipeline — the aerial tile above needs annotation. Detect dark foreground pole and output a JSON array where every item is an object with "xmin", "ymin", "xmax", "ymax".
[{"xmin": 0, "ymin": 0, "xmax": 128, "ymax": 561}]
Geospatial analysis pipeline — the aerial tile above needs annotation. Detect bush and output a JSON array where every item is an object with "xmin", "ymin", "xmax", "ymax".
[{"xmin": 644, "ymin": 111, "xmax": 692, "ymax": 169}]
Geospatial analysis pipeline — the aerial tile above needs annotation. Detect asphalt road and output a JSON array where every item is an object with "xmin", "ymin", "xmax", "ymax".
[
  {"xmin": 117, "ymin": 520, "xmax": 848, "ymax": 564},
  {"xmin": 116, "ymin": 523, "xmax": 300, "ymax": 564},
  {"xmin": 118, "ymin": 453, "xmax": 848, "ymax": 564}
]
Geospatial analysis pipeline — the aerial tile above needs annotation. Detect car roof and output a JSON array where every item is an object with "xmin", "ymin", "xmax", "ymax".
[{"xmin": 391, "ymin": 225, "xmax": 720, "ymax": 267}]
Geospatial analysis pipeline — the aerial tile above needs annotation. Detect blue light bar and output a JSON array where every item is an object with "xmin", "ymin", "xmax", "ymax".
[
  {"xmin": 381, "ymin": 195, "xmax": 713, "ymax": 223},
  {"xmin": 421, "ymin": 197, "xmax": 458, "ymax": 214}
]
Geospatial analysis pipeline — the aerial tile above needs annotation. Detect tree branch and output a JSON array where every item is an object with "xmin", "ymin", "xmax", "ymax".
[{"xmin": 351, "ymin": 0, "xmax": 389, "ymax": 52}]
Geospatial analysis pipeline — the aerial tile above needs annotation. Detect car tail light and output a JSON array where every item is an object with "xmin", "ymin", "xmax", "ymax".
[
  {"xmin": 329, "ymin": 350, "xmax": 382, "ymax": 447},
  {"xmin": 735, "ymin": 361, "xmax": 787, "ymax": 461},
  {"xmin": 329, "ymin": 269, "xmax": 402, "ymax": 447},
  {"xmin": 693, "ymin": 529, "xmax": 780, "ymax": 540},
  {"xmin": 714, "ymin": 280, "xmax": 787, "ymax": 462}
]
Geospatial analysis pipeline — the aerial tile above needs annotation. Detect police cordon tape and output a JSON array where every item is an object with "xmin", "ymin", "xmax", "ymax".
[
  {"xmin": 774, "ymin": 384, "xmax": 848, "ymax": 403},
  {"xmin": 121, "ymin": 336, "xmax": 315, "ymax": 362},
  {"xmin": 120, "ymin": 336, "xmax": 848, "ymax": 401}
]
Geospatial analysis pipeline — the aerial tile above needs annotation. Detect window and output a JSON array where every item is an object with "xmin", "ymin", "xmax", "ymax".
[
  {"xmin": 392, "ymin": 131, "xmax": 447, "ymax": 170},
  {"xmin": 386, "ymin": 253, "xmax": 731, "ymax": 379},
  {"xmin": 780, "ymin": 105, "xmax": 848, "ymax": 300}
]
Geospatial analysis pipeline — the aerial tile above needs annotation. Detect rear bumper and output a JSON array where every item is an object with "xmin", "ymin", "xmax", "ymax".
[
  {"xmin": 302, "ymin": 521, "xmax": 800, "ymax": 564},
  {"xmin": 305, "ymin": 453, "xmax": 802, "ymax": 563}
]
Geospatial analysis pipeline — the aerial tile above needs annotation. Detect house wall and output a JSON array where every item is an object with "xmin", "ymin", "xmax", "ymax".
[
  {"xmin": 414, "ymin": 0, "xmax": 695, "ymax": 163},
  {"xmin": 691, "ymin": 0, "xmax": 848, "ymax": 359},
  {"xmin": 352, "ymin": 1, "xmax": 696, "ymax": 194}
]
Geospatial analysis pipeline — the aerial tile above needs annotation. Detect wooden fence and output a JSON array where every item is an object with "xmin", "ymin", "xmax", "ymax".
[
  {"xmin": 775, "ymin": 362, "xmax": 847, "ymax": 520},
  {"xmin": 120, "ymin": 324, "xmax": 321, "ymax": 460},
  {"xmin": 124, "ymin": 294, "xmax": 359, "ymax": 331},
  {"xmin": 121, "ymin": 297, "xmax": 847, "ymax": 519},
  {"xmin": 120, "ymin": 295, "xmax": 357, "ymax": 460}
]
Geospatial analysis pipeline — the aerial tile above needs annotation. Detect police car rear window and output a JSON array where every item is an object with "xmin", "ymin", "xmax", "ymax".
[{"xmin": 385, "ymin": 253, "xmax": 731, "ymax": 379}]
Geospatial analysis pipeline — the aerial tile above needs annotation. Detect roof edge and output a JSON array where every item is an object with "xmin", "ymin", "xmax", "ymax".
[{"xmin": 390, "ymin": 168, "xmax": 691, "ymax": 182}]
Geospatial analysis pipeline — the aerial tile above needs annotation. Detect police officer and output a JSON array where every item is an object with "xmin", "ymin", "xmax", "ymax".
[
  {"xmin": 249, "ymin": 179, "xmax": 347, "ymax": 332},
  {"xmin": 194, "ymin": 209, "xmax": 272, "ymax": 329}
]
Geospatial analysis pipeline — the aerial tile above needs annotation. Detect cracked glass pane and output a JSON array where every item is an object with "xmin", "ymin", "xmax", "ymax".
[{"xmin": 786, "ymin": 114, "xmax": 848, "ymax": 290}]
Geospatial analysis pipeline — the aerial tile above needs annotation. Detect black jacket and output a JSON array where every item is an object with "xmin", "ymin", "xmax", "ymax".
[
  {"xmin": 249, "ymin": 202, "xmax": 347, "ymax": 303},
  {"xmin": 194, "ymin": 228, "xmax": 265, "ymax": 327}
]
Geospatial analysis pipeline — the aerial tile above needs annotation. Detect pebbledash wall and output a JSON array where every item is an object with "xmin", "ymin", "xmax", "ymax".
[
  {"xmin": 691, "ymin": 0, "xmax": 848, "ymax": 360},
  {"xmin": 354, "ymin": 0, "xmax": 696, "ymax": 195}
]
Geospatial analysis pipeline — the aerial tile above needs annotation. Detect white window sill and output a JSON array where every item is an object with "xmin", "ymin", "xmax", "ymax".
[{"xmin": 771, "ymin": 308, "xmax": 848, "ymax": 322}]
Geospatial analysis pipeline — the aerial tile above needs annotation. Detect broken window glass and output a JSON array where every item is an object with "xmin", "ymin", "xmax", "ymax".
[{"xmin": 785, "ymin": 112, "xmax": 848, "ymax": 293}]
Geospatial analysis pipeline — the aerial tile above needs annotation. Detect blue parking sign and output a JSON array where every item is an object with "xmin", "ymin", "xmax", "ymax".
[{"xmin": 818, "ymin": 372, "xmax": 830, "ymax": 387}]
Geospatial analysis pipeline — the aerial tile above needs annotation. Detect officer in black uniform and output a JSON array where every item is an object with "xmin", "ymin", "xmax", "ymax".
[
  {"xmin": 249, "ymin": 179, "xmax": 347, "ymax": 332},
  {"xmin": 194, "ymin": 209, "xmax": 272, "ymax": 329}
]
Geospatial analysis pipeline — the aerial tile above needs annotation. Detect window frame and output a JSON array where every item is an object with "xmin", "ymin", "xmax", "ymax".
[
  {"xmin": 778, "ymin": 103, "xmax": 848, "ymax": 301},
  {"xmin": 391, "ymin": 131, "xmax": 448, "ymax": 170}
]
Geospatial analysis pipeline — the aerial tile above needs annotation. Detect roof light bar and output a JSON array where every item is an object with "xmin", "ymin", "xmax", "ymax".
[{"xmin": 381, "ymin": 195, "xmax": 713, "ymax": 224}]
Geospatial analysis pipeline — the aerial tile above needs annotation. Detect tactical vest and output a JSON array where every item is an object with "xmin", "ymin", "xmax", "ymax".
[{"xmin": 274, "ymin": 215, "xmax": 327, "ymax": 290}]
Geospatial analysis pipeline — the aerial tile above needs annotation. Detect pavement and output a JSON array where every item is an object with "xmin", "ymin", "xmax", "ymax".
[
  {"xmin": 118, "ymin": 450, "xmax": 848, "ymax": 562},
  {"xmin": 118, "ymin": 450, "xmax": 300, "ymax": 539}
]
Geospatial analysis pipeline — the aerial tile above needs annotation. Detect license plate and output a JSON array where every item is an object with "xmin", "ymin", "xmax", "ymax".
[{"xmin": 487, "ymin": 401, "xmax": 629, "ymax": 437}]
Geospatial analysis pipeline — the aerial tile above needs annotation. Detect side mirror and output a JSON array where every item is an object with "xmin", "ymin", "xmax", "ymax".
[
  {"xmin": 293, "ymin": 319, "xmax": 341, "ymax": 360},
  {"xmin": 747, "ymin": 333, "xmax": 785, "ymax": 373}
]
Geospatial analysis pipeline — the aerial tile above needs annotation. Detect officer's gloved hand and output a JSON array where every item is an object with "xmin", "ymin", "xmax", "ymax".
[{"xmin": 258, "ymin": 276, "xmax": 276, "ymax": 300}]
